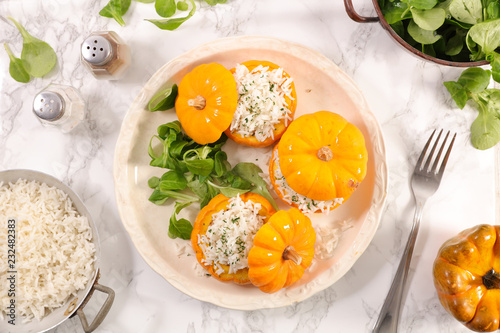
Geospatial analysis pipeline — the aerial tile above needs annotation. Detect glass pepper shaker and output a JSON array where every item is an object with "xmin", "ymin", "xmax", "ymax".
[
  {"xmin": 32, "ymin": 84, "xmax": 85, "ymax": 133},
  {"xmin": 81, "ymin": 31, "xmax": 131, "ymax": 80}
]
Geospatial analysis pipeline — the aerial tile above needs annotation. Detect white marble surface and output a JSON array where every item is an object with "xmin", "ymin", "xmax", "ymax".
[{"xmin": 0, "ymin": 0, "xmax": 497, "ymax": 332}]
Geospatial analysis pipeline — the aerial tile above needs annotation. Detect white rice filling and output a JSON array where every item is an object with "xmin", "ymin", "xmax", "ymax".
[
  {"xmin": 198, "ymin": 195, "xmax": 265, "ymax": 275},
  {"xmin": 0, "ymin": 179, "xmax": 95, "ymax": 321},
  {"xmin": 272, "ymin": 151, "xmax": 343, "ymax": 214},
  {"xmin": 230, "ymin": 64, "xmax": 294, "ymax": 142},
  {"xmin": 315, "ymin": 219, "xmax": 353, "ymax": 259}
]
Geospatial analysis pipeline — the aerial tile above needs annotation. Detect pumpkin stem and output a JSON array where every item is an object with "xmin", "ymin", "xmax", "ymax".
[
  {"xmin": 317, "ymin": 146, "xmax": 333, "ymax": 162},
  {"xmin": 188, "ymin": 95, "xmax": 206, "ymax": 110},
  {"xmin": 283, "ymin": 246, "xmax": 302, "ymax": 265},
  {"xmin": 483, "ymin": 269, "xmax": 500, "ymax": 289}
]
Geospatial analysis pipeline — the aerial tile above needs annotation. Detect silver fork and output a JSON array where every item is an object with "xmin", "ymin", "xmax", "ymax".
[{"xmin": 373, "ymin": 129, "xmax": 456, "ymax": 333}]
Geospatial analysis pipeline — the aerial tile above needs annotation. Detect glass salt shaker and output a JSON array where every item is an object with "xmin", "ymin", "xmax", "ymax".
[
  {"xmin": 32, "ymin": 84, "xmax": 85, "ymax": 133},
  {"xmin": 81, "ymin": 31, "xmax": 131, "ymax": 80}
]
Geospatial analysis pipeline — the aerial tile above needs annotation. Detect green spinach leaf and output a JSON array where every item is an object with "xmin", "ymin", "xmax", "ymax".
[
  {"xmin": 457, "ymin": 67, "xmax": 491, "ymax": 92},
  {"xmin": 411, "ymin": 8, "xmax": 446, "ymax": 31},
  {"xmin": 444, "ymin": 81, "xmax": 468, "ymax": 108},
  {"xmin": 148, "ymin": 189, "xmax": 171, "ymax": 205},
  {"xmin": 159, "ymin": 170, "xmax": 188, "ymax": 190},
  {"xmin": 149, "ymin": 188, "xmax": 198, "ymax": 202},
  {"xmin": 3, "ymin": 43, "xmax": 30, "ymax": 83},
  {"xmin": 409, "ymin": 0, "xmax": 438, "ymax": 10},
  {"xmin": 487, "ymin": 1, "xmax": 500, "ymax": 19},
  {"xmin": 445, "ymin": 67, "xmax": 500, "ymax": 149},
  {"xmin": 185, "ymin": 159, "xmax": 214, "ymax": 176},
  {"xmin": 445, "ymin": 29, "xmax": 466, "ymax": 56},
  {"xmin": 168, "ymin": 202, "xmax": 194, "ymax": 239},
  {"xmin": 470, "ymin": 89, "xmax": 500, "ymax": 149},
  {"xmin": 168, "ymin": 216, "xmax": 193, "ymax": 239},
  {"xmin": 214, "ymin": 151, "xmax": 229, "ymax": 177},
  {"xmin": 147, "ymin": 120, "xmax": 277, "ymax": 239},
  {"xmin": 155, "ymin": 0, "xmax": 177, "ymax": 17},
  {"xmin": 99, "ymin": 0, "xmax": 132, "ymax": 26},
  {"xmin": 148, "ymin": 84, "xmax": 178, "ymax": 111},
  {"xmin": 381, "ymin": 1, "xmax": 411, "ymax": 24},
  {"xmin": 8, "ymin": 17, "xmax": 57, "ymax": 78},
  {"xmin": 467, "ymin": 19, "xmax": 500, "ymax": 56},
  {"xmin": 207, "ymin": 180, "xmax": 249, "ymax": 197},
  {"xmin": 148, "ymin": 176, "xmax": 161, "ymax": 188},
  {"xmin": 231, "ymin": 163, "xmax": 279, "ymax": 211},
  {"xmin": 204, "ymin": 0, "xmax": 227, "ymax": 4},
  {"xmin": 487, "ymin": 52, "xmax": 500, "ymax": 83},
  {"xmin": 449, "ymin": 0, "xmax": 483, "ymax": 25},
  {"xmin": 177, "ymin": 1, "xmax": 189, "ymax": 10},
  {"xmin": 146, "ymin": 0, "xmax": 196, "ymax": 30},
  {"xmin": 407, "ymin": 19, "xmax": 442, "ymax": 44},
  {"xmin": 187, "ymin": 179, "xmax": 208, "ymax": 198},
  {"xmin": 377, "ymin": 0, "xmax": 499, "ymax": 62}
]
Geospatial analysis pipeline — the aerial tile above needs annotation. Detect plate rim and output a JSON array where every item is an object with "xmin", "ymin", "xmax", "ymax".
[{"xmin": 113, "ymin": 35, "xmax": 388, "ymax": 310}]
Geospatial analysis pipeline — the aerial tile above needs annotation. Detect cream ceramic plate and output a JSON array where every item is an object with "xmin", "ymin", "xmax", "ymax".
[{"xmin": 113, "ymin": 36, "xmax": 388, "ymax": 310}]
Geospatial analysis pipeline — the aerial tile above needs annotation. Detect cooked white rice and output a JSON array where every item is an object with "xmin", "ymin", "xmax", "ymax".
[
  {"xmin": 0, "ymin": 179, "xmax": 95, "ymax": 321},
  {"xmin": 198, "ymin": 195, "xmax": 265, "ymax": 275},
  {"xmin": 315, "ymin": 219, "xmax": 353, "ymax": 259},
  {"xmin": 230, "ymin": 64, "xmax": 294, "ymax": 142}
]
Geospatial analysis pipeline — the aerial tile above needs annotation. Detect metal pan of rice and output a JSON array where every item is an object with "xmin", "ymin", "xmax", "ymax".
[{"xmin": 0, "ymin": 169, "xmax": 114, "ymax": 333}]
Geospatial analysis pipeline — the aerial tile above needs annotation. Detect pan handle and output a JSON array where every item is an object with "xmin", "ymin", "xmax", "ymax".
[
  {"xmin": 344, "ymin": 0, "xmax": 379, "ymax": 23},
  {"xmin": 77, "ymin": 283, "xmax": 115, "ymax": 333}
]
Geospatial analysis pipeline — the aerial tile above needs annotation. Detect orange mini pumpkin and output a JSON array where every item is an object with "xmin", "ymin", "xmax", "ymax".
[
  {"xmin": 175, "ymin": 63, "xmax": 238, "ymax": 145},
  {"xmin": 248, "ymin": 208, "xmax": 316, "ymax": 293},
  {"xmin": 191, "ymin": 193, "xmax": 276, "ymax": 284},
  {"xmin": 433, "ymin": 224, "xmax": 500, "ymax": 332},
  {"xmin": 224, "ymin": 60, "xmax": 297, "ymax": 147},
  {"xmin": 269, "ymin": 144, "xmax": 341, "ymax": 214},
  {"xmin": 277, "ymin": 111, "xmax": 368, "ymax": 202}
]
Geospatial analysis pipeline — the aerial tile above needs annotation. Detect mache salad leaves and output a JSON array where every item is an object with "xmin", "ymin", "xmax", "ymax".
[
  {"xmin": 3, "ymin": 18, "xmax": 57, "ymax": 83},
  {"xmin": 147, "ymin": 120, "xmax": 278, "ymax": 240},
  {"xmin": 378, "ymin": 0, "xmax": 500, "ymax": 149},
  {"xmin": 445, "ymin": 67, "xmax": 500, "ymax": 150},
  {"xmin": 99, "ymin": 0, "xmax": 227, "ymax": 30},
  {"xmin": 378, "ymin": 0, "xmax": 500, "ymax": 63}
]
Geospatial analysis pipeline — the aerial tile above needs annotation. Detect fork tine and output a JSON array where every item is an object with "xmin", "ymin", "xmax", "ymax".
[
  {"xmin": 415, "ymin": 129, "xmax": 436, "ymax": 170},
  {"xmin": 430, "ymin": 131, "xmax": 450, "ymax": 174},
  {"xmin": 423, "ymin": 130, "xmax": 443, "ymax": 171},
  {"xmin": 438, "ymin": 132, "xmax": 456, "ymax": 176}
]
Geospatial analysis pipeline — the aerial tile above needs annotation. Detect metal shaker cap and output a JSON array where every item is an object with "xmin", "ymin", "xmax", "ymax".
[
  {"xmin": 33, "ymin": 91, "xmax": 65, "ymax": 121},
  {"xmin": 81, "ymin": 35, "xmax": 113, "ymax": 66}
]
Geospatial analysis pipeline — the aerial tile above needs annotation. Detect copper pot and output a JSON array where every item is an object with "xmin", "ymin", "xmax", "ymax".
[{"xmin": 343, "ymin": 0, "xmax": 489, "ymax": 67}]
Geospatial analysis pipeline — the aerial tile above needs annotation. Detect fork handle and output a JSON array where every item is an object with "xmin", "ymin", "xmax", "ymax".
[{"xmin": 372, "ymin": 202, "xmax": 424, "ymax": 333}]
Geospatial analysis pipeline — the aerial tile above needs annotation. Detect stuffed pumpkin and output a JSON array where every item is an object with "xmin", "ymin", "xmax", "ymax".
[
  {"xmin": 269, "ymin": 111, "xmax": 368, "ymax": 214},
  {"xmin": 224, "ymin": 60, "xmax": 297, "ymax": 148},
  {"xmin": 191, "ymin": 193, "xmax": 276, "ymax": 284}
]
